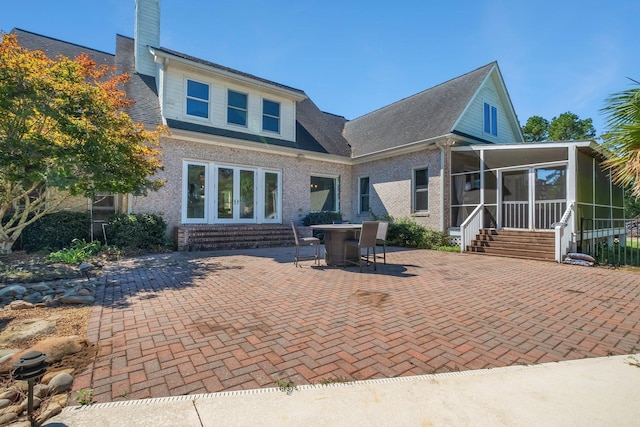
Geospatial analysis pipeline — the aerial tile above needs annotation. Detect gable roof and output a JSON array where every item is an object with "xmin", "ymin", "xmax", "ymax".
[{"xmin": 344, "ymin": 62, "xmax": 497, "ymax": 157}]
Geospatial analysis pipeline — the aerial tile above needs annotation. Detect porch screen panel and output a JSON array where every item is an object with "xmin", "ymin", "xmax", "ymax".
[
  {"xmin": 534, "ymin": 167, "xmax": 566, "ymax": 229},
  {"xmin": 502, "ymin": 170, "xmax": 529, "ymax": 229},
  {"xmin": 187, "ymin": 164, "xmax": 206, "ymax": 220},
  {"xmin": 576, "ymin": 151, "xmax": 594, "ymax": 204},
  {"xmin": 595, "ymin": 165, "xmax": 611, "ymax": 206},
  {"xmin": 264, "ymin": 172, "xmax": 279, "ymax": 219}
]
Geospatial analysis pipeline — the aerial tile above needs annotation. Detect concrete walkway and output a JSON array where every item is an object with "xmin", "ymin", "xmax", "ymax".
[{"xmin": 46, "ymin": 353, "xmax": 640, "ymax": 426}]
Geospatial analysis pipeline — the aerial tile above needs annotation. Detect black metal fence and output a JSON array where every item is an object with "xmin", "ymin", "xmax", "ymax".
[{"xmin": 579, "ymin": 218, "xmax": 640, "ymax": 267}]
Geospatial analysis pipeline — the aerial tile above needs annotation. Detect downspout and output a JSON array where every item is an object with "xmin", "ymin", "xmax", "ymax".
[{"xmin": 435, "ymin": 140, "xmax": 447, "ymax": 232}]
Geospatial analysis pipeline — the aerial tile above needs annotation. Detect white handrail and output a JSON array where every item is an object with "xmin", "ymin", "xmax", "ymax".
[
  {"xmin": 554, "ymin": 201, "xmax": 574, "ymax": 262},
  {"xmin": 460, "ymin": 204, "xmax": 484, "ymax": 252}
]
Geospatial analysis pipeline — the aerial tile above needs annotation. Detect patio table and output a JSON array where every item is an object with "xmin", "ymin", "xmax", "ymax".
[{"xmin": 310, "ymin": 223, "xmax": 362, "ymax": 266}]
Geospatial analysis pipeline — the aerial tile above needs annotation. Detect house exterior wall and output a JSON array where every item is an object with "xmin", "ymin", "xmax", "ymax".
[
  {"xmin": 162, "ymin": 63, "xmax": 297, "ymax": 142},
  {"xmin": 351, "ymin": 147, "xmax": 444, "ymax": 231},
  {"xmin": 128, "ymin": 136, "xmax": 352, "ymax": 237},
  {"xmin": 454, "ymin": 75, "xmax": 519, "ymax": 143}
]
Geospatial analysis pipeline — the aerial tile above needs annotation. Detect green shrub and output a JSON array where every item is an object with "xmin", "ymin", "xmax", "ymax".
[
  {"xmin": 106, "ymin": 213, "xmax": 167, "ymax": 249},
  {"xmin": 20, "ymin": 211, "xmax": 91, "ymax": 252},
  {"xmin": 301, "ymin": 211, "xmax": 343, "ymax": 226},
  {"xmin": 47, "ymin": 238, "xmax": 103, "ymax": 264},
  {"xmin": 387, "ymin": 217, "xmax": 453, "ymax": 249}
]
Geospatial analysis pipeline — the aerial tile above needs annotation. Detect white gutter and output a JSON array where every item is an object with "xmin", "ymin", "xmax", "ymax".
[{"xmin": 351, "ymin": 133, "xmax": 453, "ymax": 164}]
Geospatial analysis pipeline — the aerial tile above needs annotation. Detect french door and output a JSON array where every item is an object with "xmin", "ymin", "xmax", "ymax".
[
  {"xmin": 183, "ymin": 161, "xmax": 281, "ymax": 224},
  {"xmin": 215, "ymin": 166, "xmax": 256, "ymax": 223}
]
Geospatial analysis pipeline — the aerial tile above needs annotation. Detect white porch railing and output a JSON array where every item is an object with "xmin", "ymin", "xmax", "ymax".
[
  {"xmin": 460, "ymin": 204, "xmax": 483, "ymax": 253},
  {"xmin": 554, "ymin": 201, "xmax": 574, "ymax": 263},
  {"xmin": 502, "ymin": 200, "xmax": 566, "ymax": 229}
]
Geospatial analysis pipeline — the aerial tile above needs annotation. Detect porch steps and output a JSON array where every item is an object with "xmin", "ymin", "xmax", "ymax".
[
  {"xmin": 467, "ymin": 229, "xmax": 555, "ymax": 261},
  {"xmin": 176, "ymin": 224, "xmax": 294, "ymax": 251}
]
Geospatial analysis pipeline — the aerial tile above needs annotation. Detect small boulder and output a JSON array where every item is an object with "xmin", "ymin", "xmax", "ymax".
[
  {"xmin": 42, "ymin": 368, "xmax": 74, "ymax": 385},
  {"xmin": 8, "ymin": 300, "xmax": 34, "ymax": 310},
  {"xmin": 0, "ymin": 413, "xmax": 17, "ymax": 425},
  {"xmin": 59, "ymin": 295, "xmax": 95, "ymax": 304},
  {"xmin": 48, "ymin": 372, "xmax": 74, "ymax": 395},
  {"xmin": 35, "ymin": 402, "xmax": 62, "ymax": 425},
  {"xmin": 30, "ymin": 283, "xmax": 51, "ymax": 292},
  {"xmin": 0, "ymin": 285, "xmax": 27, "ymax": 298},
  {"xmin": 0, "ymin": 399, "xmax": 10, "ymax": 410}
]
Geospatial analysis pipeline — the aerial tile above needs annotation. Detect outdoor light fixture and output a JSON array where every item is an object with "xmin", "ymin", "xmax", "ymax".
[
  {"xmin": 13, "ymin": 351, "xmax": 49, "ymax": 425},
  {"xmin": 79, "ymin": 262, "xmax": 92, "ymax": 280}
]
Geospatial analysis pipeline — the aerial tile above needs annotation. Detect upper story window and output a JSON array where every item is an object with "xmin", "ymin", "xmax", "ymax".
[
  {"xmin": 262, "ymin": 99, "xmax": 280, "ymax": 133},
  {"xmin": 228, "ymin": 90, "xmax": 248, "ymax": 126},
  {"xmin": 483, "ymin": 102, "xmax": 498, "ymax": 136},
  {"xmin": 186, "ymin": 79, "xmax": 209, "ymax": 119},
  {"xmin": 413, "ymin": 167, "xmax": 429, "ymax": 212}
]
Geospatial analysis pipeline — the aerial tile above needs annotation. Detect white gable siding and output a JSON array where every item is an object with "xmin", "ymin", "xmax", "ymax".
[
  {"xmin": 162, "ymin": 64, "xmax": 296, "ymax": 142},
  {"xmin": 454, "ymin": 74, "xmax": 519, "ymax": 143}
]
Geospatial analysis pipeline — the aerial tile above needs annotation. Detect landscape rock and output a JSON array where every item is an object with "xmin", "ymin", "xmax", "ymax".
[
  {"xmin": 33, "ymin": 383, "xmax": 49, "ymax": 399},
  {"xmin": 0, "ymin": 318, "xmax": 56, "ymax": 346},
  {"xmin": 30, "ymin": 283, "xmax": 51, "ymax": 292},
  {"xmin": 42, "ymin": 368, "xmax": 74, "ymax": 385},
  {"xmin": 35, "ymin": 402, "xmax": 62, "ymax": 425},
  {"xmin": 8, "ymin": 300, "xmax": 34, "ymax": 310},
  {"xmin": 0, "ymin": 285, "xmax": 27, "ymax": 298},
  {"xmin": 0, "ymin": 389, "xmax": 18, "ymax": 401},
  {"xmin": 59, "ymin": 295, "xmax": 95, "ymax": 304},
  {"xmin": 0, "ymin": 399, "xmax": 10, "ymax": 410},
  {"xmin": 0, "ymin": 412, "xmax": 17, "ymax": 424},
  {"xmin": 0, "ymin": 336, "xmax": 87, "ymax": 373},
  {"xmin": 47, "ymin": 372, "xmax": 74, "ymax": 395}
]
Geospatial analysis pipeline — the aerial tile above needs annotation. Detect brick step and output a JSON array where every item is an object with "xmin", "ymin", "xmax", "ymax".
[
  {"xmin": 189, "ymin": 239, "xmax": 294, "ymax": 251},
  {"xmin": 177, "ymin": 224, "xmax": 295, "ymax": 251}
]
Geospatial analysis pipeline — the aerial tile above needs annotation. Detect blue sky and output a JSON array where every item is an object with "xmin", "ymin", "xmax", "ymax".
[{"xmin": 2, "ymin": 0, "xmax": 638, "ymax": 137}]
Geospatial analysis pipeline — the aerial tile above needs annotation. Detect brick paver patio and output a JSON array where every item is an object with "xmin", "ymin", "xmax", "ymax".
[{"xmin": 75, "ymin": 247, "xmax": 640, "ymax": 403}]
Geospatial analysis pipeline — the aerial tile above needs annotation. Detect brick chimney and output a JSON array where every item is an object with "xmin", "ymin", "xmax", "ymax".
[{"xmin": 134, "ymin": 0, "xmax": 160, "ymax": 76}]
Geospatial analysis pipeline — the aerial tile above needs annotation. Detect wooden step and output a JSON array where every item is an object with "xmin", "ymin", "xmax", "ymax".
[{"xmin": 467, "ymin": 229, "xmax": 555, "ymax": 261}]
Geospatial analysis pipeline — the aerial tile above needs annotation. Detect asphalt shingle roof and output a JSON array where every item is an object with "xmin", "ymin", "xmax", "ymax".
[
  {"xmin": 344, "ymin": 62, "xmax": 496, "ymax": 157},
  {"xmin": 11, "ymin": 28, "xmax": 114, "ymax": 66}
]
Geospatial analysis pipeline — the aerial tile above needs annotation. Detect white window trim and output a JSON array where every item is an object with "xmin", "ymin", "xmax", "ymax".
[
  {"xmin": 358, "ymin": 176, "xmax": 370, "ymax": 214},
  {"xmin": 310, "ymin": 174, "xmax": 340, "ymax": 213},
  {"xmin": 262, "ymin": 97, "xmax": 281, "ymax": 134},
  {"xmin": 412, "ymin": 166, "xmax": 429, "ymax": 213},
  {"xmin": 182, "ymin": 161, "xmax": 209, "ymax": 224},
  {"xmin": 483, "ymin": 101, "xmax": 498, "ymax": 137},
  {"xmin": 185, "ymin": 78, "xmax": 210, "ymax": 121},
  {"xmin": 227, "ymin": 89, "xmax": 249, "ymax": 128}
]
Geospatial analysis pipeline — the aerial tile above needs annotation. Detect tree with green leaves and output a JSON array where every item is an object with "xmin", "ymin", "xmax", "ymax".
[
  {"xmin": 521, "ymin": 111, "xmax": 596, "ymax": 142},
  {"xmin": 521, "ymin": 115, "xmax": 549, "ymax": 141},
  {"xmin": 0, "ymin": 33, "xmax": 167, "ymax": 253},
  {"xmin": 601, "ymin": 78, "xmax": 640, "ymax": 197},
  {"xmin": 548, "ymin": 112, "xmax": 596, "ymax": 141}
]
